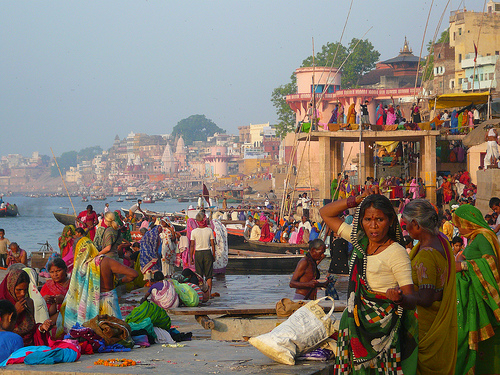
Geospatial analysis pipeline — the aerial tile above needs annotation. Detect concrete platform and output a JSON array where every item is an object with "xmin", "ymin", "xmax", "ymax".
[{"xmin": 0, "ymin": 339, "xmax": 333, "ymax": 375}]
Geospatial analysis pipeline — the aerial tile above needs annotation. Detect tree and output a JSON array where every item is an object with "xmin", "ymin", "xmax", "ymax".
[
  {"xmin": 342, "ymin": 39, "xmax": 380, "ymax": 88},
  {"xmin": 51, "ymin": 151, "xmax": 77, "ymax": 177},
  {"xmin": 271, "ymin": 38, "xmax": 380, "ymax": 138},
  {"xmin": 423, "ymin": 29, "xmax": 450, "ymax": 82},
  {"xmin": 171, "ymin": 115, "xmax": 225, "ymax": 145},
  {"xmin": 78, "ymin": 146, "xmax": 102, "ymax": 162},
  {"xmin": 271, "ymin": 81, "xmax": 297, "ymax": 139}
]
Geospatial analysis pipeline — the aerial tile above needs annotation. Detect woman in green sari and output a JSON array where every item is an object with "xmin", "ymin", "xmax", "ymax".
[
  {"xmin": 452, "ymin": 204, "xmax": 500, "ymax": 374},
  {"xmin": 321, "ymin": 190, "xmax": 417, "ymax": 375}
]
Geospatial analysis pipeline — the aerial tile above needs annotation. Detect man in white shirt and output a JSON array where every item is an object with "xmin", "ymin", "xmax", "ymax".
[
  {"xmin": 473, "ymin": 107, "xmax": 480, "ymax": 125},
  {"xmin": 231, "ymin": 210, "xmax": 239, "ymax": 221},
  {"xmin": 301, "ymin": 193, "xmax": 311, "ymax": 218},
  {"xmin": 244, "ymin": 216, "xmax": 254, "ymax": 240},
  {"xmin": 298, "ymin": 215, "xmax": 312, "ymax": 232},
  {"xmin": 190, "ymin": 212, "xmax": 215, "ymax": 295},
  {"xmin": 104, "ymin": 203, "xmax": 110, "ymax": 213},
  {"xmin": 129, "ymin": 199, "xmax": 144, "ymax": 215},
  {"xmin": 249, "ymin": 220, "xmax": 261, "ymax": 240}
]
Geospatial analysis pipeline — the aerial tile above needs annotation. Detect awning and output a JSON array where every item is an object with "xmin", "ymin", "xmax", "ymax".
[
  {"xmin": 376, "ymin": 141, "xmax": 399, "ymax": 153},
  {"xmin": 429, "ymin": 92, "xmax": 490, "ymax": 110}
]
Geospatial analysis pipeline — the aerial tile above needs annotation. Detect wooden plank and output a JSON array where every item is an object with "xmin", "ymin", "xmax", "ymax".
[
  {"xmin": 168, "ymin": 301, "xmax": 346, "ymax": 316},
  {"xmin": 228, "ymin": 249, "xmax": 303, "ymax": 258}
]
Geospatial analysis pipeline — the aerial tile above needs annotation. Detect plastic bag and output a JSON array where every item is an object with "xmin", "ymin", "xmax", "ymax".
[{"xmin": 249, "ymin": 297, "xmax": 336, "ymax": 365}]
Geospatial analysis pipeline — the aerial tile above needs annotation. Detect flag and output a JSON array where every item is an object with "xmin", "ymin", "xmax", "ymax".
[
  {"xmin": 474, "ymin": 42, "xmax": 478, "ymax": 63},
  {"xmin": 202, "ymin": 183, "xmax": 210, "ymax": 205}
]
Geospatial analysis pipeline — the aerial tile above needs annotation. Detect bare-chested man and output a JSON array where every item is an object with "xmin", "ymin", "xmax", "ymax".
[
  {"xmin": 99, "ymin": 256, "xmax": 138, "ymax": 318},
  {"xmin": 289, "ymin": 239, "xmax": 328, "ymax": 300}
]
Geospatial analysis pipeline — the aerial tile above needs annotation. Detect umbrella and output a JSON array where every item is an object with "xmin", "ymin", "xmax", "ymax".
[{"xmin": 462, "ymin": 119, "xmax": 500, "ymax": 147}]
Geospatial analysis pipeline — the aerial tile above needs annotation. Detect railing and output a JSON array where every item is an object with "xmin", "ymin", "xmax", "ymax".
[{"xmin": 286, "ymin": 88, "xmax": 420, "ymax": 101}]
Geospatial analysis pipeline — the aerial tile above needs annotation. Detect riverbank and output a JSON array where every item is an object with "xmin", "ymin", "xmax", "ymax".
[
  {"xmin": 0, "ymin": 339, "xmax": 333, "ymax": 375},
  {"xmin": 0, "ymin": 259, "xmax": 346, "ymax": 374}
]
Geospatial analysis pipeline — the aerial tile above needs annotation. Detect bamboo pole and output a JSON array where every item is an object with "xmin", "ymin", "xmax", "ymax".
[{"xmin": 50, "ymin": 147, "xmax": 77, "ymax": 216}]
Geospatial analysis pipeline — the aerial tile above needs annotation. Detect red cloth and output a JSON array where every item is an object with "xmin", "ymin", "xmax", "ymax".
[
  {"xmin": 77, "ymin": 211, "xmax": 98, "ymax": 240},
  {"xmin": 259, "ymin": 222, "xmax": 273, "ymax": 242},
  {"xmin": 40, "ymin": 279, "xmax": 70, "ymax": 311}
]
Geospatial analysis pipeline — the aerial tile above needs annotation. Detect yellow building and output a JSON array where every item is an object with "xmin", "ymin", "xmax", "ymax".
[{"xmin": 449, "ymin": 3, "xmax": 500, "ymax": 90}]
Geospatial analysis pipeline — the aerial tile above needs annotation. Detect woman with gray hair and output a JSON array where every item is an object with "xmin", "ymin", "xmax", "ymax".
[{"xmin": 387, "ymin": 199, "xmax": 457, "ymax": 374}]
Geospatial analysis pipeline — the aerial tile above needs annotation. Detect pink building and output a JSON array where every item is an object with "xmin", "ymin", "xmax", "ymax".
[{"xmin": 204, "ymin": 146, "xmax": 232, "ymax": 177}]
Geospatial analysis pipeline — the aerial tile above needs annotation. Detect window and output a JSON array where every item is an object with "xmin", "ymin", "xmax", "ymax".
[
  {"xmin": 496, "ymin": 51, "xmax": 499, "ymax": 55},
  {"xmin": 453, "ymin": 32, "xmax": 456, "ymax": 41},
  {"xmin": 458, "ymin": 28, "xmax": 462, "ymax": 35},
  {"xmin": 438, "ymin": 53, "xmax": 441, "ymax": 59},
  {"xmin": 458, "ymin": 54, "xmax": 462, "ymax": 63},
  {"xmin": 458, "ymin": 78, "xmax": 463, "ymax": 85},
  {"xmin": 480, "ymin": 74, "xmax": 484, "ymax": 81},
  {"xmin": 439, "ymin": 82, "xmax": 443, "ymax": 88},
  {"xmin": 450, "ymin": 80, "xmax": 455, "ymax": 89}
]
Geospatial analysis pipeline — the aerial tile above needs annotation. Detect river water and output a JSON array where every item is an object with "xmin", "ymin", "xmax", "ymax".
[
  {"xmin": 0, "ymin": 195, "xmax": 190, "ymax": 256},
  {"xmin": 0, "ymin": 195, "xmax": 344, "ymax": 302}
]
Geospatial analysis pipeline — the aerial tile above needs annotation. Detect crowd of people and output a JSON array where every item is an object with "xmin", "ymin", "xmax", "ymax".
[
  {"xmin": 0, "ymin": 201, "xmax": 230, "ymax": 365},
  {"xmin": 300, "ymin": 183, "xmax": 500, "ymax": 374}
]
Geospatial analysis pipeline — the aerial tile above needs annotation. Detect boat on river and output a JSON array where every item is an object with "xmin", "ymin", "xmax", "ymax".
[
  {"xmin": 53, "ymin": 212, "xmax": 76, "ymax": 226},
  {"xmin": 227, "ymin": 249, "xmax": 303, "ymax": 274},
  {"xmin": 0, "ymin": 204, "xmax": 19, "ymax": 217},
  {"xmin": 226, "ymin": 227, "xmax": 308, "ymax": 254}
]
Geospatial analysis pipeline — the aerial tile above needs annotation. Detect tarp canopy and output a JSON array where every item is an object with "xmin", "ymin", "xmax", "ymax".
[
  {"xmin": 462, "ymin": 118, "xmax": 500, "ymax": 147},
  {"xmin": 429, "ymin": 92, "xmax": 490, "ymax": 110}
]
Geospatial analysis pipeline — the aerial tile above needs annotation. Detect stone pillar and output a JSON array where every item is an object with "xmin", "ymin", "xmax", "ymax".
[
  {"xmin": 362, "ymin": 142, "xmax": 375, "ymax": 184},
  {"xmin": 332, "ymin": 140, "xmax": 343, "ymax": 186},
  {"xmin": 421, "ymin": 134, "xmax": 437, "ymax": 204},
  {"xmin": 319, "ymin": 137, "xmax": 332, "ymax": 202}
]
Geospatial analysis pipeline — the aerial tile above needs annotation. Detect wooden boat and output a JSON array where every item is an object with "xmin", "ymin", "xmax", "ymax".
[
  {"xmin": 116, "ymin": 197, "xmax": 124, "ymax": 202},
  {"xmin": 53, "ymin": 212, "xmax": 76, "ymax": 226},
  {"xmin": 226, "ymin": 227, "xmax": 308, "ymax": 254},
  {"xmin": 0, "ymin": 204, "xmax": 19, "ymax": 217},
  {"xmin": 177, "ymin": 197, "xmax": 189, "ymax": 203},
  {"xmin": 226, "ymin": 249, "xmax": 303, "ymax": 274},
  {"xmin": 142, "ymin": 196, "xmax": 155, "ymax": 204}
]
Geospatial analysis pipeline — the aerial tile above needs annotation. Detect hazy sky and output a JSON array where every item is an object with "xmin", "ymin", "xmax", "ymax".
[{"xmin": 2, "ymin": 1, "xmax": 467, "ymax": 157}]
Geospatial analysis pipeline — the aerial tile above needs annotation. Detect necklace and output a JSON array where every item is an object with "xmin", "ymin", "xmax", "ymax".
[{"xmin": 367, "ymin": 238, "xmax": 390, "ymax": 255}]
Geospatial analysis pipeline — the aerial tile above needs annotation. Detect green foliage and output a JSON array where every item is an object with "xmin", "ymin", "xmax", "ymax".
[
  {"xmin": 423, "ymin": 29, "xmax": 450, "ymax": 83},
  {"xmin": 270, "ymin": 38, "xmax": 380, "ymax": 138},
  {"xmin": 78, "ymin": 146, "xmax": 102, "ymax": 161},
  {"xmin": 342, "ymin": 39, "xmax": 380, "ymax": 88},
  {"xmin": 271, "ymin": 82, "xmax": 297, "ymax": 139},
  {"xmin": 51, "ymin": 151, "xmax": 77, "ymax": 177},
  {"xmin": 171, "ymin": 115, "xmax": 225, "ymax": 145},
  {"xmin": 301, "ymin": 42, "xmax": 348, "ymax": 69}
]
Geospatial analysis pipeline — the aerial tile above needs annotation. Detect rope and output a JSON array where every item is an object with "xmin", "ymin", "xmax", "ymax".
[{"xmin": 413, "ymin": 0, "xmax": 435, "ymax": 102}]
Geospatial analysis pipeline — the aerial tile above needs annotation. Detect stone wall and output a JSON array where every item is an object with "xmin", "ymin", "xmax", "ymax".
[{"xmin": 475, "ymin": 169, "xmax": 500, "ymax": 214}]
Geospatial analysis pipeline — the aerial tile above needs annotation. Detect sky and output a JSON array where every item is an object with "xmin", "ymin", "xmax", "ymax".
[{"xmin": 1, "ymin": 0, "xmax": 470, "ymax": 157}]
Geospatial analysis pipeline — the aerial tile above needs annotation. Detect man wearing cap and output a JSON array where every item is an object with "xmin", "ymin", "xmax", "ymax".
[{"xmin": 190, "ymin": 212, "xmax": 216, "ymax": 297}]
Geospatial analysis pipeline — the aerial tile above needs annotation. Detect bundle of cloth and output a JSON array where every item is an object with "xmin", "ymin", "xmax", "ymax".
[{"xmin": 0, "ymin": 338, "xmax": 80, "ymax": 367}]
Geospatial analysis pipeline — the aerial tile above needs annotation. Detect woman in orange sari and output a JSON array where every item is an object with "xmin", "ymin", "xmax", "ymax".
[
  {"xmin": 441, "ymin": 177, "xmax": 453, "ymax": 204},
  {"xmin": 346, "ymin": 104, "xmax": 356, "ymax": 125}
]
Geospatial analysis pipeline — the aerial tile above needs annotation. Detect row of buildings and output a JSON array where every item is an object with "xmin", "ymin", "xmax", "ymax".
[{"xmin": 1, "ymin": 4, "xmax": 499, "ymax": 201}]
